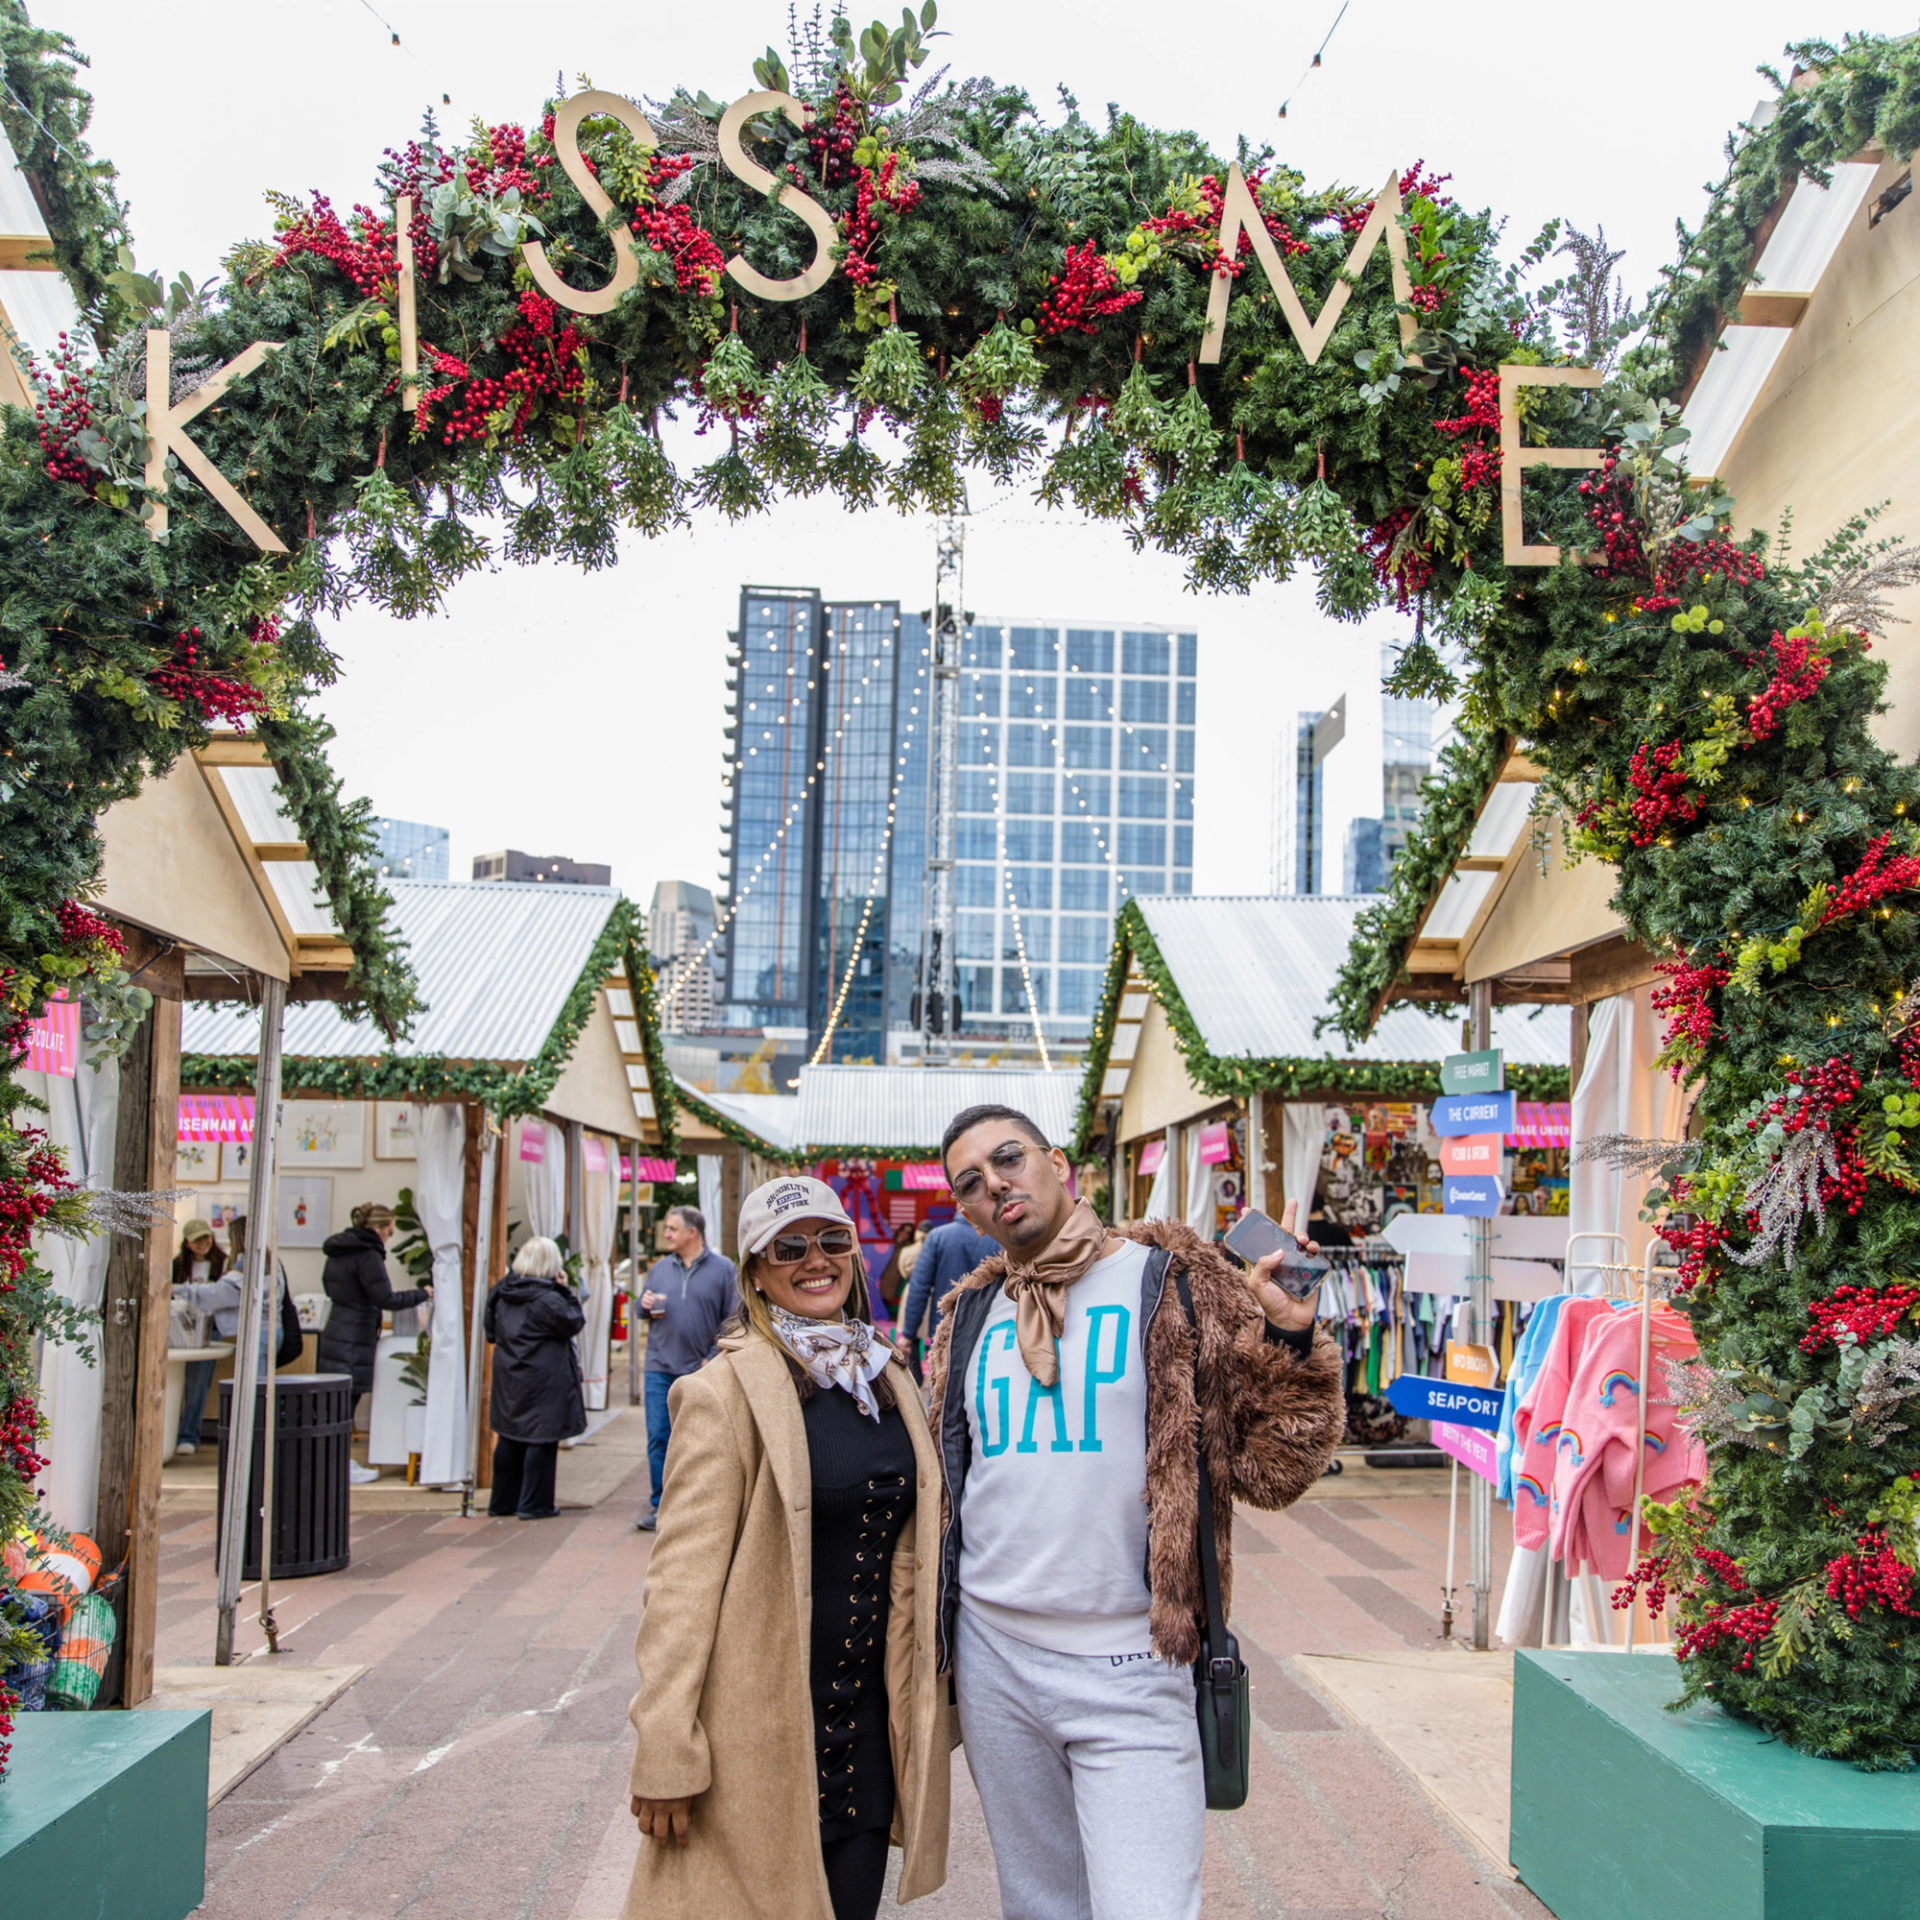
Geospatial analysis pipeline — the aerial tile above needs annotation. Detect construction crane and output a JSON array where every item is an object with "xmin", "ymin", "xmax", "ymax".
[{"xmin": 912, "ymin": 501, "xmax": 966, "ymax": 1064}]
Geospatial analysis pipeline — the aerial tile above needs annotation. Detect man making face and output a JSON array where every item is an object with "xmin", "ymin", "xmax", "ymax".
[{"xmin": 925, "ymin": 1106, "xmax": 1343, "ymax": 1920}]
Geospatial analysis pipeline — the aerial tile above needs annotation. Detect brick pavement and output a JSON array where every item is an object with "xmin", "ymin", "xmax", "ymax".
[{"xmin": 160, "ymin": 1463, "xmax": 1551, "ymax": 1919}]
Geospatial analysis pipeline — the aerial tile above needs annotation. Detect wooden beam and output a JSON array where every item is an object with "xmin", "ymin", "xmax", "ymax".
[
  {"xmin": 125, "ymin": 985, "xmax": 182, "ymax": 1704},
  {"xmin": 1455, "ymin": 855, "xmax": 1507, "ymax": 873},
  {"xmin": 195, "ymin": 735, "xmax": 272, "ymax": 768},
  {"xmin": 1499, "ymin": 753, "xmax": 1545, "ymax": 783},
  {"xmin": 0, "ymin": 233, "xmax": 55, "ymax": 271},
  {"xmin": 1732, "ymin": 290, "xmax": 1811, "ymax": 328},
  {"xmin": 253, "ymin": 841, "xmax": 310, "ymax": 863},
  {"xmin": 1568, "ymin": 932, "xmax": 1662, "ymax": 1006}
]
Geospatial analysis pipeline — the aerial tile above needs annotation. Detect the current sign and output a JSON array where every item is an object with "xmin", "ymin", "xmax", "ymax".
[{"xmin": 1431, "ymin": 1089, "xmax": 1516, "ymax": 1138}]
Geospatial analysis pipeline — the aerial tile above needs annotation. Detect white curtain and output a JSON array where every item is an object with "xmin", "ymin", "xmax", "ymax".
[
  {"xmin": 1184, "ymin": 1125, "xmax": 1214, "ymax": 1234},
  {"xmin": 1281, "ymin": 1103, "xmax": 1328, "ymax": 1224},
  {"xmin": 415, "ymin": 1105, "xmax": 469, "ymax": 1485},
  {"xmin": 525, "ymin": 1118, "xmax": 567, "ymax": 1242},
  {"xmin": 1142, "ymin": 1135, "xmax": 1173, "ymax": 1222},
  {"xmin": 578, "ymin": 1134, "xmax": 617, "ymax": 1413},
  {"xmin": 466, "ymin": 1123, "xmax": 497, "ymax": 1481},
  {"xmin": 697, "ymin": 1155, "xmax": 723, "ymax": 1238},
  {"xmin": 1569, "ymin": 989, "xmax": 1692, "ymax": 1293},
  {"xmin": 29, "ymin": 1052, "xmax": 120, "ymax": 1535}
]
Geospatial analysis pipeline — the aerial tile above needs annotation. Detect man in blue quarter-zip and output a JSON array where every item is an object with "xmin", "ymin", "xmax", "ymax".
[
  {"xmin": 633, "ymin": 1205, "xmax": 736, "ymax": 1533},
  {"xmin": 925, "ymin": 1105, "xmax": 1344, "ymax": 1920}
]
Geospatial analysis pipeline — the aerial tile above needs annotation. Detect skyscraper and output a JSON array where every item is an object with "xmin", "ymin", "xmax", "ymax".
[
  {"xmin": 1343, "ymin": 644, "xmax": 1435, "ymax": 894},
  {"xmin": 649, "ymin": 880, "xmax": 720, "ymax": 1034},
  {"xmin": 716, "ymin": 588, "xmax": 1195, "ymax": 1058},
  {"xmin": 1275, "ymin": 697, "xmax": 1344, "ymax": 894},
  {"xmin": 373, "ymin": 817, "xmax": 449, "ymax": 882}
]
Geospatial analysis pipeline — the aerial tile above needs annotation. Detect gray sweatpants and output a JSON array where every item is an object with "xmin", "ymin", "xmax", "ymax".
[{"xmin": 957, "ymin": 1603, "xmax": 1205, "ymax": 1920}]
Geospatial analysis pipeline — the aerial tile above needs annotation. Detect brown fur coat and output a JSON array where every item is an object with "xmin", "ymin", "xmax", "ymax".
[{"xmin": 924, "ymin": 1216, "xmax": 1344, "ymax": 1666}]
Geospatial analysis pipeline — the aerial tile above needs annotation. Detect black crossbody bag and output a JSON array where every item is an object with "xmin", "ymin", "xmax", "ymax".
[{"xmin": 1173, "ymin": 1267, "xmax": 1251, "ymax": 1810}]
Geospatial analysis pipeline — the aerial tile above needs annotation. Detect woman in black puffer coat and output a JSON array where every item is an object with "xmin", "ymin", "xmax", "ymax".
[
  {"xmin": 317, "ymin": 1202, "xmax": 431, "ymax": 1405},
  {"xmin": 484, "ymin": 1235, "xmax": 587, "ymax": 1520}
]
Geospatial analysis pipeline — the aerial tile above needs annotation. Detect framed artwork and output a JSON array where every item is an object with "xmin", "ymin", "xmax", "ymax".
[
  {"xmin": 277, "ymin": 1174, "xmax": 333, "ymax": 1248},
  {"xmin": 281, "ymin": 1101, "xmax": 365, "ymax": 1170},
  {"xmin": 374, "ymin": 1101, "xmax": 419, "ymax": 1161},
  {"xmin": 199, "ymin": 1190, "xmax": 249, "ymax": 1242},
  {"xmin": 176, "ymin": 1139, "xmax": 219, "ymax": 1184},
  {"xmin": 220, "ymin": 1139, "xmax": 254, "ymax": 1184}
]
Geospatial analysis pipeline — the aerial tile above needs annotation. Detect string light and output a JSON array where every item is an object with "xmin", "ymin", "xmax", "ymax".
[{"xmin": 1277, "ymin": 0, "xmax": 1351, "ymax": 119}]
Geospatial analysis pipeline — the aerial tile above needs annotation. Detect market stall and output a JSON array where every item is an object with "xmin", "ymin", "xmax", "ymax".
[{"xmin": 181, "ymin": 878, "xmax": 674, "ymax": 1483}]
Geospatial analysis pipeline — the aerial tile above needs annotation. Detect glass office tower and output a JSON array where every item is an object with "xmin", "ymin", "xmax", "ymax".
[{"xmin": 718, "ymin": 589, "xmax": 1192, "ymax": 1057}]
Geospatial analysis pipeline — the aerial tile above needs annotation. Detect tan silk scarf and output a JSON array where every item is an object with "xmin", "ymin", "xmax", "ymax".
[{"xmin": 999, "ymin": 1198, "xmax": 1117, "ymax": 1386}]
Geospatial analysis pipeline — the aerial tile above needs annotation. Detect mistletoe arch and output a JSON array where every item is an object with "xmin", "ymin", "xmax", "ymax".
[{"xmin": 12, "ymin": 4, "xmax": 1920, "ymax": 1764}]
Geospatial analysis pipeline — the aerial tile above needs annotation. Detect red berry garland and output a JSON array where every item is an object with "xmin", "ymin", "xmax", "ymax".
[
  {"xmin": 1624, "ymin": 739, "xmax": 1703, "ymax": 846},
  {"xmin": 1825, "ymin": 1527, "xmax": 1920, "ymax": 1620},
  {"xmin": 145, "ymin": 627, "xmax": 270, "ymax": 724},
  {"xmin": 433, "ymin": 291, "xmax": 588, "ymax": 447},
  {"xmin": 1800, "ymin": 1283, "xmax": 1920, "ymax": 1354},
  {"xmin": 1747, "ymin": 629, "xmax": 1831, "ymax": 741},
  {"xmin": 1034, "ymin": 243, "xmax": 1143, "ymax": 339},
  {"xmin": 1650, "ymin": 947, "xmax": 1731, "ymax": 1073},
  {"xmin": 1817, "ymin": 834, "xmax": 1920, "ymax": 929}
]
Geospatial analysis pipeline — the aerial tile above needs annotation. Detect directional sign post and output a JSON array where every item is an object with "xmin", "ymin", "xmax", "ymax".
[
  {"xmin": 1433, "ymin": 1420, "xmax": 1498, "ymax": 1482},
  {"xmin": 1440, "ymin": 1048, "xmax": 1504, "ymax": 1097},
  {"xmin": 1443, "ymin": 1174, "xmax": 1504, "ymax": 1217},
  {"xmin": 1385, "ymin": 1373, "xmax": 1505, "ymax": 1431},
  {"xmin": 1439, "ymin": 1132, "xmax": 1504, "ymax": 1178},
  {"xmin": 1431, "ymin": 1089, "xmax": 1516, "ymax": 1139}
]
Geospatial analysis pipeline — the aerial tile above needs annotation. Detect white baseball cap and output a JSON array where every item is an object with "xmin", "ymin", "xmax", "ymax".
[{"xmin": 737, "ymin": 1175, "xmax": 856, "ymax": 1259}]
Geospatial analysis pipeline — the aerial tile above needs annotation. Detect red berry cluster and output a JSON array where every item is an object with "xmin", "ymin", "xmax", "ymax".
[
  {"xmin": 1658, "ymin": 1211, "xmax": 1728, "ymax": 1292},
  {"xmin": 805, "ymin": 81, "xmax": 864, "ymax": 188},
  {"xmin": 146, "ymin": 627, "xmax": 271, "ymax": 723},
  {"xmin": 1653, "ymin": 536, "xmax": 1765, "ymax": 597},
  {"xmin": 1035, "ymin": 243, "xmax": 1143, "ymax": 340},
  {"xmin": 248, "ymin": 615, "xmax": 282, "ymax": 647},
  {"xmin": 435, "ymin": 291, "xmax": 587, "ymax": 446},
  {"xmin": 0, "ymin": 1121, "xmax": 73, "ymax": 1286},
  {"xmin": 31, "ymin": 335, "xmax": 102, "ymax": 492},
  {"xmin": 1434, "ymin": 368, "xmax": 1500, "ymax": 438},
  {"xmin": 54, "ymin": 901, "xmax": 124, "ymax": 958},
  {"xmin": 1610, "ymin": 1548, "xmax": 1672, "ymax": 1615},
  {"xmin": 1649, "ymin": 947, "xmax": 1731, "ymax": 1078},
  {"xmin": 1625, "ymin": 739, "xmax": 1703, "ymax": 846},
  {"xmin": 1742, "ymin": 1057, "xmax": 1870, "ymax": 1218},
  {"xmin": 1818, "ymin": 834, "xmax": 1920, "ymax": 929},
  {"xmin": 1578, "ymin": 452, "xmax": 1647, "ymax": 577},
  {"xmin": 1191, "ymin": 170, "xmax": 1310, "ymax": 273},
  {"xmin": 840, "ymin": 152, "xmax": 922, "ymax": 291},
  {"xmin": 1399, "ymin": 160, "xmax": 1453, "ymax": 204},
  {"xmin": 272, "ymin": 194, "xmax": 399, "ymax": 300},
  {"xmin": 0, "ymin": 1391, "xmax": 46, "ymax": 1484},
  {"xmin": 464, "ymin": 122, "xmax": 541, "ymax": 200},
  {"xmin": 1359, "ymin": 505, "xmax": 1434, "ymax": 610},
  {"xmin": 1801, "ymin": 1283, "xmax": 1920, "ymax": 1354},
  {"xmin": 1675, "ymin": 1596, "xmax": 1779, "ymax": 1671},
  {"xmin": 1695, "ymin": 1549, "xmax": 1750, "ymax": 1592},
  {"xmin": 1455, "ymin": 444, "xmax": 1500, "ymax": 492},
  {"xmin": 1824, "ymin": 1526, "xmax": 1920, "ymax": 1620},
  {"xmin": 1747, "ymin": 629, "xmax": 1831, "ymax": 741},
  {"xmin": 635, "ymin": 157, "xmax": 725, "ymax": 297}
]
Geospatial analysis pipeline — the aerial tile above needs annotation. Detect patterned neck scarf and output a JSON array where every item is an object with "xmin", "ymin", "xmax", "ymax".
[
  {"xmin": 1000, "ymin": 1198, "xmax": 1117, "ymax": 1386},
  {"xmin": 768, "ymin": 1306, "xmax": 891, "ymax": 1421}
]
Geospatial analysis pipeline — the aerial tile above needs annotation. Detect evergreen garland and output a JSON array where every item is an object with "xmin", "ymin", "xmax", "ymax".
[{"xmin": 5, "ymin": 2, "xmax": 1920, "ymax": 1767}]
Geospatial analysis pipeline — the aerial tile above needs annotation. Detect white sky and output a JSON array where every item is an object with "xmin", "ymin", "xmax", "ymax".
[{"xmin": 54, "ymin": 0, "xmax": 1918, "ymax": 902}]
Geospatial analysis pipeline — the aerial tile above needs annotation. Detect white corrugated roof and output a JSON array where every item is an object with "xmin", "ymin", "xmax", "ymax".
[
  {"xmin": 677, "ymin": 1080, "xmax": 799, "ymax": 1154},
  {"xmin": 791, "ymin": 1065, "xmax": 1082, "ymax": 1153},
  {"xmin": 1133, "ymin": 895, "xmax": 1568, "ymax": 1065},
  {"xmin": 182, "ymin": 880, "xmax": 626, "ymax": 1063}
]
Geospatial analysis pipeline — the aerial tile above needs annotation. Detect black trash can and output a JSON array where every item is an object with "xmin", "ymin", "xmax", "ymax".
[{"xmin": 216, "ymin": 1372, "xmax": 354, "ymax": 1579}]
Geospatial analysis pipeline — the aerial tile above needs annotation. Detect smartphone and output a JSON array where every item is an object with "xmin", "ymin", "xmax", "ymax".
[{"xmin": 1222, "ymin": 1208, "xmax": 1330, "ymax": 1299}]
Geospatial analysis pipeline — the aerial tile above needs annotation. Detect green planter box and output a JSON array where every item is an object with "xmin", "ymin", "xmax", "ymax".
[
  {"xmin": 0, "ymin": 1709, "xmax": 210, "ymax": 1920},
  {"xmin": 1511, "ymin": 1650, "xmax": 1920, "ymax": 1920}
]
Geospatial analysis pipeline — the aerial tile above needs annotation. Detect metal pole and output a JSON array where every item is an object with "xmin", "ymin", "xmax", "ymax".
[
  {"xmin": 1246, "ymin": 1091, "xmax": 1267, "ymax": 1217},
  {"xmin": 1467, "ymin": 977, "xmax": 1493, "ymax": 1651},
  {"xmin": 256, "ymin": 1234, "xmax": 280, "ymax": 1654},
  {"xmin": 464, "ymin": 1112, "xmax": 495, "ymax": 1498},
  {"xmin": 215, "ymin": 974, "xmax": 284, "ymax": 1665},
  {"xmin": 917, "ymin": 501, "xmax": 965, "ymax": 1065}
]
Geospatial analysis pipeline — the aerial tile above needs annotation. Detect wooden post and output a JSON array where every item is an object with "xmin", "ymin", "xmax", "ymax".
[
  {"xmin": 459, "ymin": 1102, "xmax": 485, "ymax": 1498},
  {"xmin": 95, "ymin": 938, "xmax": 183, "ymax": 1706},
  {"xmin": 721, "ymin": 1147, "xmax": 744, "ymax": 1261},
  {"xmin": 476, "ymin": 1125, "xmax": 509, "ymax": 1490},
  {"xmin": 565, "ymin": 1118, "xmax": 584, "ymax": 1251}
]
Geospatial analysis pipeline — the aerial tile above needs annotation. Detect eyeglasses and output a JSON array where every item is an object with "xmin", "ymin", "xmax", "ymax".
[
  {"xmin": 764, "ymin": 1226, "xmax": 855, "ymax": 1265},
  {"xmin": 948, "ymin": 1139, "xmax": 1034, "ymax": 1203}
]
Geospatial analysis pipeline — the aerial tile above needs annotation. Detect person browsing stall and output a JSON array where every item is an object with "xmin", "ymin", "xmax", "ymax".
[
  {"xmin": 926, "ymin": 1104, "xmax": 1344, "ymax": 1920},
  {"xmin": 635, "ymin": 1205, "xmax": 736, "ymax": 1533},
  {"xmin": 626, "ymin": 1176, "xmax": 949, "ymax": 1920},
  {"xmin": 484, "ymin": 1235, "xmax": 587, "ymax": 1521}
]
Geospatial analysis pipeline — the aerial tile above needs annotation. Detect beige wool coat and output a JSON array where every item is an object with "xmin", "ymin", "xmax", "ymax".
[{"xmin": 623, "ymin": 1332, "xmax": 950, "ymax": 1919}]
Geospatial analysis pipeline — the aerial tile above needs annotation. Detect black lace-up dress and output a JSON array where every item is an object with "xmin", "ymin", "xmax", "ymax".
[{"xmin": 801, "ymin": 1380, "xmax": 917, "ymax": 1850}]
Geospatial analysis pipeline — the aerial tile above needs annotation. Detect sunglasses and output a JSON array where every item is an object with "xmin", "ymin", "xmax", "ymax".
[
  {"xmin": 764, "ymin": 1226, "xmax": 856, "ymax": 1265},
  {"xmin": 948, "ymin": 1138, "xmax": 1034, "ymax": 1203}
]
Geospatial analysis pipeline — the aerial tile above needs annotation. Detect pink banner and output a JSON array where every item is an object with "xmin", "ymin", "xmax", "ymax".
[
  {"xmin": 900, "ymin": 1163, "xmax": 948, "ymax": 1191},
  {"xmin": 1198, "ymin": 1121, "xmax": 1232, "ymax": 1167},
  {"xmin": 22, "ymin": 994, "xmax": 79, "ymax": 1077},
  {"xmin": 519, "ymin": 1120, "xmax": 546, "ymax": 1164},
  {"xmin": 1505, "ymin": 1101, "xmax": 1572, "ymax": 1149},
  {"xmin": 178, "ymin": 1094, "xmax": 254, "ymax": 1143},
  {"xmin": 632, "ymin": 1156, "xmax": 677, "ymax": 1184},
  {"xmin": 582, "ymin": 1135, "xmax": 608, "ymax": 1174},
  {"xmin": 1432, "ymin": 1419, "xmax": 1498, "ymax": 1483},
  {"xmin": 1138, "ymin": 1138, "xmax": 1165, "ymax": 1177}
]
